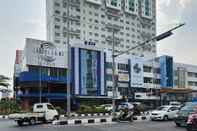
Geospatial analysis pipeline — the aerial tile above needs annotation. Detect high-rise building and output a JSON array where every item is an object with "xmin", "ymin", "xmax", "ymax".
[{"xmin": 46, "ymin": 0, "xmax": 157, "ymax": 62}]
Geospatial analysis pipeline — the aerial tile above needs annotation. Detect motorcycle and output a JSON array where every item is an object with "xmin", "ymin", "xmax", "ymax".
[
  {"xmin": 187, "ymin": 113, "xmax": 197, "ymax": 131},
  {"xmin": 117, "ymin": 108, "xmax": 134, "ymax": 122}
]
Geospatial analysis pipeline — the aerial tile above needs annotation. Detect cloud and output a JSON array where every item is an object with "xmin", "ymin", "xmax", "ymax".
[
  {"xmin": 158, "ymin": 0, "xmax": 171, "ymax": 7},
  {"xmin": 179, "ymin": 0, "xmax": 192, "ymax": 8}
]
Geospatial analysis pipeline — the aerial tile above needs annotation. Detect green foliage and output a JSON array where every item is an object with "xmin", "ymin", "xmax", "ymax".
[
  {"xmin": 133, "ymin": 104, "xmax": 146, "ymax": 115},
  {"xmin": 0, "ymin": 100, "xmax": 20, "ymax": 115},
  {"xmin": 77, "ymin": 104, "xmax": 107, "ymax": 113},
  {"xmin": 0, "ymin": 75, "xmax": 10, "ymax": 87},
  {"xmin": 55, "ymin": 106, "xmax": 65, "ymax": 115}
]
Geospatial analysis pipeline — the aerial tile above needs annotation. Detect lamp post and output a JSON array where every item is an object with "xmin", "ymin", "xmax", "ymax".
[
  {"xmin": 38, "ymin": 44, "xmax": 44, "ymax": 103},
  {"xmin": 106, "ymin": 24, "xmax": 121, "ymax": 118},
  {"xmin": 109, "ymin": 23, "xmax": 185, "ymax": 118}
]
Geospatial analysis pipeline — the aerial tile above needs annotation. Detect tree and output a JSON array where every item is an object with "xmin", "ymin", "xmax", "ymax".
[{"xmin": 0, "ymin": 75, "xmax": 10, "ymax": 87}]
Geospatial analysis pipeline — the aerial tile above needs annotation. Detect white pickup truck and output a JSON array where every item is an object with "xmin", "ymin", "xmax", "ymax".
[{"xmin": 9, "ymin": 103, "xmax": 59, "ymax": 126}]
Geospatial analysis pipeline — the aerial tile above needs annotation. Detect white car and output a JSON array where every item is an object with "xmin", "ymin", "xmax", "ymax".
[
  {"xmin": 150, "ymin": 105, "xmax": 179, "ymax": 121},
  {"xmin": 101, "ymin": 104, "xmax": 113, "ymax": 112}
]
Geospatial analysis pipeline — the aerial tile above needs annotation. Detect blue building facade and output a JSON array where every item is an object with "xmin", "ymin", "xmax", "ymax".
[{"xmin": 160, "ymin": 56, "xmax": 174, "ymax": 88}]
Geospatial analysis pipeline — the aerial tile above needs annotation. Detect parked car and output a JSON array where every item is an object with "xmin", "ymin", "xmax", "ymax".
[
  {"xmin": 100, "ymin": 104, "xmax": 113, "ymax": 112},
  {"xmin": 169, "ymin": 101, "xmax": 182, "ymax": 108},
  {"xmin": 150, "ymin": 105, "xmax": 179, "ymax": 121},
  {"xmin": 118, "ymin": 102, "xmax": 134, "ymax": 111},
  {"xmin": 174, "ymin": 102, "xmax": 197, "ymax": 127}
]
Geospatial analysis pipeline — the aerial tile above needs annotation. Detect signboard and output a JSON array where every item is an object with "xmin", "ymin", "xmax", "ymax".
[
  {"xmin": 130, "ymin": 57, "xmax": 144, "ymax": 87},
  {"xmin": 25, "ymin": 38, "xmax": 67, "ymax": 68},
  {"xmin": 118, "ymin": 73, "xmax": 129, "ymax": 82},
  {"xmin": 14, "ymin": 50, "xmax": 23, "ymax": 77}
]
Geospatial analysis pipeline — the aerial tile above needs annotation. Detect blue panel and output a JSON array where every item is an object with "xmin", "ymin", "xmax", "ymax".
[
  {"xmin": 19, "ymin": 72, "xmax": 67, "ymax": 84},
  {"xmin": 160, "ymin": 56, "xmax": 167, "ymax": 87},
  {"xmin": 160, "ymin": 56, "xmax": 173, "ymax": 88},
  {"xmin": 17, "ymin": 93, "xmax": 71, "ymax": 100}
]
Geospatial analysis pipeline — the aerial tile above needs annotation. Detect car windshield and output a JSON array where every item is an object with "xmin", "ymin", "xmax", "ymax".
[
  {"xmin": 157, "ymin": 106, "xmax": 168, "ymax": 111},
  {"xmin": 180, "ymin": 103, "xmax": 197, "ymax": 112}
]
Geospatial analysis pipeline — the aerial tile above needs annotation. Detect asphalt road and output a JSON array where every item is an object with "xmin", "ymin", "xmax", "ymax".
[{"xmin": 0, "ymin": 119, "xmax": 186, "ymax": 131}]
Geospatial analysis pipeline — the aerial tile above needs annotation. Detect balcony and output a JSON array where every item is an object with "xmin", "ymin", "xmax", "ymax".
[
  {"xmin": 106, "ymin": 9, "xmax": 122, "ymax": 17},
  {"xmin": 144, "ymin": 83, "xmax": 160, "ymax": 89}
]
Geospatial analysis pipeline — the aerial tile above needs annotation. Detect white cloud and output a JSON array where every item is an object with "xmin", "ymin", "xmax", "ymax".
[
  {"xmin": 158, "ymin": 0, "xmax": 171, "ymax": 7},
  {"xmin": 179, "ymin": 0, "xmax": 192, "ymax": 8}
]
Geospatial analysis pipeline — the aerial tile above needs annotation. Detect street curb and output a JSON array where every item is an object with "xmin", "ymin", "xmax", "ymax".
[
  {"xmin": 0, "ymin": 115, "xmax": 9, "ymax": 119},
  {"xmin": 61, "ymin": 113, "xmax": 111, "ymax": 118},
  {"xmin": 53, "ymin": 115, "xmax": 150, "ymax": 125},
  {"xmin": 52, "ymin": 117, "xmax": 113, "ymax": 125}
]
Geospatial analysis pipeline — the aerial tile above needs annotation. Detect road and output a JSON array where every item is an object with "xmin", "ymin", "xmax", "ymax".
[{"xmin": 0, "ymin": 119, "xmax": 186, "ymax": 131}]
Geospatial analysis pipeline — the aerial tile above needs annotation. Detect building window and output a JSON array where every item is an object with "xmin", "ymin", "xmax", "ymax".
[
  {"xmin": 55, "ymin": 32, "xmax": 60, "ymax": 37},
  {"xmin": 106, "ymin": 62, "xmax": 112, "ymax": 68},
  {"xmin": 55, "ymin": 17, "xmax": 61, "ymax": 22},
  {"xmin": 55, "ymin": 40, "xmax": 60, "ymax": 43},
  {"xmin": 106, "ymin": 74, "xmax": 112, "ymax": 81},
  {"xmin": 118, "ymin": 64, "xmax": 128, "ymax": 71},
  {"xmin": 54, "ymin": 2, "xmax": 60, "ymax": 7},
  {"xmin": 55, "ymin": 10, "xmax": 61, "ymax": 15},
  {"xmin": 144, "ymin": 77, "xmax": 152, "ymax": 83},
  {"xmin": 128, "ymin": 0, "xmax": 135, "ymax": 12},
  {"xmin": 145, "ymin": 0, "xmax": 151, "ymax": 16},
  {"xmin": 55, "ymin": 25, "xmax": 60, "ymax": 29},
  {"xmin": 144, "ymin": 66, "xmax": 152, "ymax": 73},
  {"xmin": 111, "ymin": 0, "xmax": 118, "ymax": 6}
]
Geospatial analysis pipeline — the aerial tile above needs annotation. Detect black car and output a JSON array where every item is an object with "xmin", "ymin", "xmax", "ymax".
[{"xmin": 174, "ymin": 102, "xmax": 197, "ymax": 127}]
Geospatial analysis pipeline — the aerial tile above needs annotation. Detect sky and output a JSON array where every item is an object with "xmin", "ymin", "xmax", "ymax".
[{"xmin": 0, "ymin": 0, "xmax": 197, "ymax": 87}]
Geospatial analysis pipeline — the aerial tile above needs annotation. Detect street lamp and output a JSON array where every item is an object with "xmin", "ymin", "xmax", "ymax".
[
  {"xmin": 38, "ymin": 44, "xmax": 44, "ymax": 103},
  {"xmin": 110, "ymin": 23, "xmax": 185, "ymax": 118},
  {"xmin": 106, "ymin": 24, "xmax": 121, "ymax": 118}
]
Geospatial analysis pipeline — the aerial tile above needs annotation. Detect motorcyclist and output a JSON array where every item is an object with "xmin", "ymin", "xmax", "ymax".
[{"xmin": 118, "ymin": 104, "xmax": 134, "ymax": 122}]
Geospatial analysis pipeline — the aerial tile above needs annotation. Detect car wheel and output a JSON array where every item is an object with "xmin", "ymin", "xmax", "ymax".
[
  {"xmin": 187, "ymin": 125, "xmax": 192, "ymax": 131},
  {"xmin": 151, "ymin": 118, "xmax": 155, "ymax": 121},
  {"xmin": 53, "ymin": 116, "xmax": 59, "ymax": 121},
  {"xmin": 163, "ymin": 115, "xmax": 168, "ymax": 121},
  {"xmin": 17, "ymin": 120, "xmax": 23, "ymax": 126},
  {"xmin": 175, "ymin": 123, "xmax": 181, "ymax": 127},
  {"xmin": 29, "ymin": 118, "xmax": 36, "ymax": 125}
]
